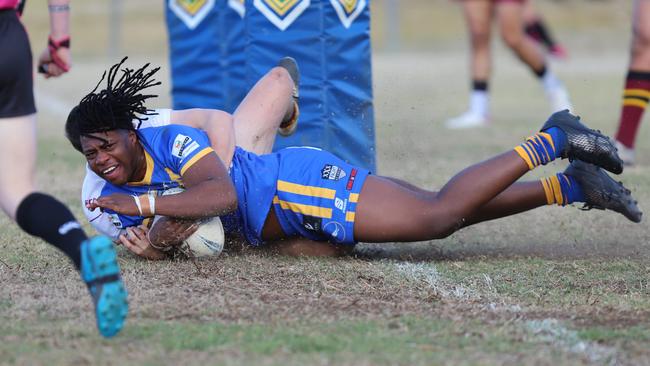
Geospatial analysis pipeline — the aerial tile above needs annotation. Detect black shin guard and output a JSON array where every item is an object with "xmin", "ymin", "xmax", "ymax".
[{"xmin": 15, "ymin": 193, "xmax": 87, "ymax": 269}]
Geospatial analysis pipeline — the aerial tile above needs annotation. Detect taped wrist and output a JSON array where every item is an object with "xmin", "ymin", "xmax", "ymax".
[{"xmin": 47, "ymin": 35, "xmax": 71, "ymax": 71}]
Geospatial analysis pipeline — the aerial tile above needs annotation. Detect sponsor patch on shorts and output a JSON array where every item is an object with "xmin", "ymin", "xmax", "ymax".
[
  {"xmin": 302, "ymin": 215, "xmax": 323, "ymax": 233},
  {"xmin": 346, "ymin": 168, "xmax": 358, "ymax": 190},
  {"xmin": 321, "ymin": 164, "xmax": 347, "ymax": 181}
]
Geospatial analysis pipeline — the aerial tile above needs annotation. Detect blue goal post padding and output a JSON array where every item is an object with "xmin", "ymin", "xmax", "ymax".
[{"xmin": 165, "ymin": 0, "xmax": 376, "ymax": 171}]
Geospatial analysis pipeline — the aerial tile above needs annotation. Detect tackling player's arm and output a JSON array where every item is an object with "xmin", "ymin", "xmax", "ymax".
[
  {"xmin": 88, "ymin": 150, "xmax": 237, "ymax": 218},
  {"xmin": 169, "ymin": 109, "xmax": 236, "ymax": 167}
]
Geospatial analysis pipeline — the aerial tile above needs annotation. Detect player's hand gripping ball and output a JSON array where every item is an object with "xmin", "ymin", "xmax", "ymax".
[{"xmin": 149, "ymin": 187, "xmax": 225, "ymax": 258}]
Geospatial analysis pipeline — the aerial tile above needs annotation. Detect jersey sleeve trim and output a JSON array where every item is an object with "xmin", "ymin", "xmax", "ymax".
[{"xmin": 180, "ymin": 147, "xmax": 214, "ymax": 176}]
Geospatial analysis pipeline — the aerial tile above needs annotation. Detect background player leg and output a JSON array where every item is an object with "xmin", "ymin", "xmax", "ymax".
[
  {"xmin": 233, "ymin": 66, "xmax": 295, "ymax": 154},
  {"xmin": 496, "ymin": 2, "xmax": 572, "ymax": 112},
  {"xmin": 0, "ymin": 115, "xmax": 36, "ymax": 218},
  {"xmin": 522, "ymin": 0, "xmax": 568, "ymax": 59},
  {"xmin": 614, "ymin": 0, "xmax": 650, "ymax": 165},
  {"xmin": 446, "ymin": 0, "xmax": 492, "ymax": 129},
  {"xmin": 0, "ymin": 115, "xmax": 127, "ymax": 338}
]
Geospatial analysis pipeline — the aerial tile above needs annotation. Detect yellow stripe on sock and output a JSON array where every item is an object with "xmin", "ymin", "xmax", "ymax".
[
  {"xmin": 514, "ymin": 146, "xmax": 535, "ymax": 170},
  {"xmin": 277, "ymin": 180, "xmax": 336, "ymax": 199},
  {"xmin": 623, "ymin": 98, "xmax": 648, "ymax": 108},
  {"xmin": 623, "ymin": 89, "xmax": 650, "ymax": 99},
  {"xmin": 272, "ymin": 196, "xmax": 332, "ymax": 218},
  {"xmin": 549, "ymin": 175, "xmax": 564, "ymax": 205},
  {"xmin": 538, "ymin": 132, "xmax": 556, "ymax": 154},
  {"xmin": 540, "ymin": 178, "xmax": 554, "ymax": 205},
  {"xmin": 523, "ymin": 140, "xmax": 541, "ymax": 166},
  {"xmin": 533, "ymin": 135, "xmax": 552, "ymax": 162}
]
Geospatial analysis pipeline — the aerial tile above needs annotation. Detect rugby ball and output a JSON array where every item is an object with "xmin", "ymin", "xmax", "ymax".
[
  {"xmin": 182, "ymin": 216, "xmax": 225, "ymax": 257},
  {"xmin": 156, "ymin": 187, "xmax": 225, "ymax": 258}
]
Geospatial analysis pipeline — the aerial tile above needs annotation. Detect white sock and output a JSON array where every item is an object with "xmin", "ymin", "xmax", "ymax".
[
  {"xmin": 469, "ymin": 90, "xmax": 489, "ymax": 116},
  {"xmin": 541, "ymin": 70, "xmax": 563, "ymax": 92}
]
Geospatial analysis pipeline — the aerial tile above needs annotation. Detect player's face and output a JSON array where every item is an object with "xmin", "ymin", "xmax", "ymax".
[{"xmin": 80, "ymin": 130, "xmax": 141, "ymax": 185}]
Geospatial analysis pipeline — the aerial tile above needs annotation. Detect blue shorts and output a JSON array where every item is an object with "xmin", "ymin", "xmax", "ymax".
[{"xmin": 271, "ymin": 147, "xmax": 370, "ymax": 245}]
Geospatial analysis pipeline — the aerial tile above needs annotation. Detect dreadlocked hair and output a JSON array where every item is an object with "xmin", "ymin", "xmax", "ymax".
[{"xmin": 65, "ymin": 57, "xmax": 161, "ymax": 152}]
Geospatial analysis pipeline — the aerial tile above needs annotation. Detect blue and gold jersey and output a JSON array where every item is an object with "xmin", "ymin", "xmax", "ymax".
[
  {"xmin": 82, "ymin": 124, "xmax": 215, "ymax": 238},
  {"xmin": 82, "ymin": 110, "xmax": 371, "ymax": 246}
]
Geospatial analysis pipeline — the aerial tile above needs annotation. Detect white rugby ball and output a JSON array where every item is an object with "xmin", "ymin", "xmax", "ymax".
[
  {"xmin": 157, "ymin": 187, "xmax": 225, "ymax": 258},
  {"xmin": 183, "ymin": 216, "xmax": 225, "ymax": 258}
]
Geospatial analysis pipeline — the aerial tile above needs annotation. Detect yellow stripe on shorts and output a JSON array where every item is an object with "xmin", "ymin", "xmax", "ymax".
[
  {"xmin": 273, "ymin": 196, "xmax": 333, "ymax": 218},
  {"xmin": 345, "ymin": 212, "xmax": 355, "ymax": 222},
  {"xmin": 277, "ymin": 180, "xmax": 336, "ymax": 199}
]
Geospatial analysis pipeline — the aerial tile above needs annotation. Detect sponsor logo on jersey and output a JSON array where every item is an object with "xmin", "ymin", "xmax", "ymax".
[
  {"xmin": 169, "ymin": 0, "xmax": 215, "ymax": 30},
  {"xmin": 172, "ymin": 134, "xmax": 190, "ymax": 157},
  {"xmin": 172, "ymin": 134, "xmax": 199, "ymax": 159},
  {"xmin": 329, "ymin": 0, "xmax": 365, "ymax": 29},
  {"xmin": 321, "ymin": 164, "xmax": 347, "ymax": 181},
  {"xmin": 303, "ymin": 215, "xmax": 322, "ymax": 232},
  {"xmin": 334, "ymin": 197, "xmax": 347, "ymax": 213},
  {"xmin": 346, "ymin": 168, "xmax": 357, "ymax": 190},
  {"xmin": 324, "ymin": 221, "xmax": 345, "ymax": 242},
  {"xmin": 228, "ymin": 0, "xmax": 245, "ymax": 17},
  {"xmin": 254, "ymin": 0, "xmax": 310, "ymax": 31},
  {"xmin": 182, "ymin": 141, "xmax": 200, "ymax": 159}
]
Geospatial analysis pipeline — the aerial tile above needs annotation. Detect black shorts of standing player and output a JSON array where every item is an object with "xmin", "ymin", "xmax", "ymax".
[{"xmin": 0, "ymin": 9, "xmax": 36, "ymax": 118}]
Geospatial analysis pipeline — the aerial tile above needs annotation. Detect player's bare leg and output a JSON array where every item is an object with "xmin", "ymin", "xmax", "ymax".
[
  {"xmin": 496, "ymin": 2, "xmax": 572, "ymax": 112},
  {"xmin": 463, "ymin": 0, "xmax": 493, "ymax": 85},
  {"xmin": 613, "ymin": 0, "xmax": 650, "ymax": 165},
  {"xmin": 446, "ymin": 0, "xmax": 492, "ymax": 129},
  {"xmin": 0, "ymin": 115, "xmax": 37, "ymax": 218},
  {"xmin": 354, "ymin": 151, "xmax": 530, "ymax": 242},
  {"xmin": 354, "ymin": 112, "xmax": 632, "ymax": 242},
  {"xmin": 233, "ymin": 66, "xmax": 296, "ymax": 154},
  {"xmin": 277, "ymin": 57, "xmax": 300, "ymax": 136},
  {"xmin": 496, "ymin": 2, "xmax": 545, "ymax": 74},
  {"xmin": 0, "ymin": 115, "xmax": 127, "ymax": 337},
  {"xmin": 629, "ymin": 0, "xmax": 650, "ymax": 71},
  {"xmin": 382, "ymin": 177, "xmax": 547, "ymax": 226}
]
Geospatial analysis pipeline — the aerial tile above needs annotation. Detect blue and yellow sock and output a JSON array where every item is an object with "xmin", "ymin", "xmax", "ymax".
[
  {"xmin": 540, "ymin": 173, "xmax": 584, "ymax": 206},
  {"xmin": 514, "ymin": 127, "xmax": 567, "ymax": 169}
]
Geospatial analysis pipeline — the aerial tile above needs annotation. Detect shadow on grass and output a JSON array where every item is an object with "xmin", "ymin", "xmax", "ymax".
[{"xmin": 352, "ymin": 241, "xmax": 650, "ymax": 262}]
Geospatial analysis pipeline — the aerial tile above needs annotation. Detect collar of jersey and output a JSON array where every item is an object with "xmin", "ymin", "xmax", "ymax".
[{"xmin": 126, "ymin": 146, "xmax": 154, "ymax": 186}]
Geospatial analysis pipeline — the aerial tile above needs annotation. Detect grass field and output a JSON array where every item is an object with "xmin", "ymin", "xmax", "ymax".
[{"xmin": 1, "ymin": 0, "xmax": 649, "ymax": 365}]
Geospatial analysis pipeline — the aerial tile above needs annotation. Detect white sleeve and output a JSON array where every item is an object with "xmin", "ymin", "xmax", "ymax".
[
  {"xmin": 136, "ymin": 109, "xmax": 172, "ymax": 129},
  {"xmin": 81, "ymin": 165, "xmax": 124, "ymax": 241}
]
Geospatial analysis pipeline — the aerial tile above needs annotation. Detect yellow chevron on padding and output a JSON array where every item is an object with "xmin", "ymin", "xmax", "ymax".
[
  {"xmin": 262, "ymin": 0, "xmax": 300, "ymax": 16},
  {"xmin": 337, "ymin": 0, "xmax": 357, "ymax": 14},
  {"xmin": 176, "ymin": 0, "xmax": 208, "ymax": 15}
]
